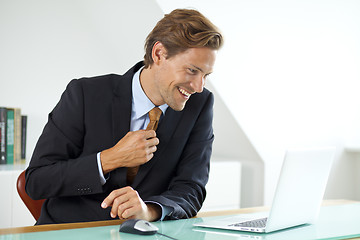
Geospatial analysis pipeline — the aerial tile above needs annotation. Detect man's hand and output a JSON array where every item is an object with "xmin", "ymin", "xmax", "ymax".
[
  {"xmin": 101, "ymin": 186, "xmax": 161, "ymax": 221},
  {"xmin": 100, "ymin": 130, "xmax": 159, "ymax": 174}
]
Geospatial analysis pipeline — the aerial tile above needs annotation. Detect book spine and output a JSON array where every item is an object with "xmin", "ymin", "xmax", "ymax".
[
  {"xmin": 21, "ymin": 115, "xmax": 27, "ymax": 160},
  {"xmin": 14, "ymin": 108, "xmax": 22, "ymax": 164},
  {"xmin": 6, "ymin": 108, "xmax": 15, "ymax": 164},
  {"xmin": 0, "ymin": 107, "xmax": 7, "ymax": 164}
]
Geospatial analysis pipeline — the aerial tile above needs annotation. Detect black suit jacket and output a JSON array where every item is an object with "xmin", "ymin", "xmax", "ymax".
[{"xmin": 26, "ymin": 62, "xmax": 214, "ymax": 224}]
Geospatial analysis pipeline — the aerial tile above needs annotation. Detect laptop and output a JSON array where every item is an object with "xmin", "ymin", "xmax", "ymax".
[{"xmin": 194, "ymin": 147, "xmax": 336, "ymax": 233}]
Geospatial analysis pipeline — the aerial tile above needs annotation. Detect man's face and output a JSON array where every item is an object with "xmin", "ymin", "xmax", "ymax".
[{"xmin": 153, "ymin": 47, "xmax": 216, "ymax": 111}]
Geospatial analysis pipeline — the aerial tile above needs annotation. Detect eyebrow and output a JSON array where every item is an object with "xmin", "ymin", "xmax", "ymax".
[{"xmin": 190, "ymin": 64, "xmax": 213, "ymax": 75}]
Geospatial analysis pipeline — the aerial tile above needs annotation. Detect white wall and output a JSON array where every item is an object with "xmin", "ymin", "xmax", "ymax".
[
  {"xmin": 206, "ymin": 82, "xmax": 264, "ymax": 207},
  {"xmin": 0, "ymin": 0, "xmax": 164, "ymax": 163},
  {"xmin": 157, "ymin": 0, "xmax": 360, "ymax": 206},
  {"xmin": 1, "ymin": 0, "xmax": 359, "ymax": 215}
]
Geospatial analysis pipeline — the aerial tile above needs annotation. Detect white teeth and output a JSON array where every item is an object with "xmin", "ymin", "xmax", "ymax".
[{"xmin": 179, "ymin": 88, "xmax": 191, "ymax": 97}]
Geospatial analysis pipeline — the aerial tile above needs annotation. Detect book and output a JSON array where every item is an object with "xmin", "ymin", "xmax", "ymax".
[
  {"xmin": 13, "ymin": 108, "xmax": 22, "ymax": 164},
  {"xmin": 6, "ymin": 108, "xmax": 15, "ymax": 164},
  {"xmin": 0, "ymin": 107, "xmax": 7, "ymax": 164},
  {"xmin": 21, "ymin": 115, "xmax": 27, "ymax": 160}
]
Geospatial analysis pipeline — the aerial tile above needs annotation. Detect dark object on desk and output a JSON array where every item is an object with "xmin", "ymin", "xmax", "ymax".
[
  {"xmin": 17, "ymin": 170, "xmax": 45, "ymax": 220},
  {"xmin": 119, "ymin": 219, "xmax": 158, "ymax": 235},
  {"xmin": 21, "ymin": 115, "xmax": 27, "ymax": 160},
  {"xmin": 0, "ymin": 107, "xmax": 7, "ymax": 164}
]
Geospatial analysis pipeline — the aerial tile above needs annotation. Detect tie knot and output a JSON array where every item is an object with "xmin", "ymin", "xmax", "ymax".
[
  {"xmin": 146, "ymin": 107, "xmax": 162, "ymax": 131},
  {"xmin": 149, "ymin": 107, "xmax": 162, "ymax": 121}
]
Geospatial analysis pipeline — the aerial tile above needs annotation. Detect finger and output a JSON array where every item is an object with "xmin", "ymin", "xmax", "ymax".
[
  {"xmin": 119, "ymin": 191, "xmax": 142, "ymax": 219},
  {"xmin": 115, "ymin": 190, "xmax": 139, "ymax": 218},
  {"xmin": 121, "ymin": 205, "xmax": 137, "ymax": 219},
  {"xmin": 146, "ymin": 153, "xmax": 154, "ymax": 161},
  {"xmin": 101, "ymin": 187, "xmax": 132, "ymax": 208},
  {"xmin": 117, "ymin": 200, "xmax": 136, "ymax": 219},
  {"xmin": 111, "ymin": 192, "xmax": 133, "ymax": 218},
  {"xmin": 147, "ymin": 137, "xmax": 159, "ymax": 147},
  {"xmin": 101, "ymin": 190, "xmax": 120, "ymax": 208},
  {"xmin": 147, "ymin": 145, "xmax": 157, "ymax": 154},
  {"xmin": 145, "ymin": 130, "xmax": 156, "ymax": 139},
  {"xmin": 110, "ymin": 198, "xmax": 124, "ymax": 218},
  {"xmin": 101, "ymin": 192, "xmax": 116, "ymax": 209}
]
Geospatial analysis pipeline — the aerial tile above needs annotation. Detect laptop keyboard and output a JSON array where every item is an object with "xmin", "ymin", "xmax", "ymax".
[{"xmin": 229, "ymin": 217, "xmax": 268, "ymax": 228}]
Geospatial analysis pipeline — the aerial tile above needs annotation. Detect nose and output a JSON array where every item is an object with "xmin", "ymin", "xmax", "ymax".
[{"xmin": 191, "ymin": 75, "xmax": 205, "ymax": 93}]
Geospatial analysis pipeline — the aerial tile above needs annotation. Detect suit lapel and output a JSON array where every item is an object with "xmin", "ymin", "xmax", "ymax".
[
  {"xmin": 110, "ymin": 63, "xmax": 142, "ymax": 188},
  {"xmin": 132, "ymin": 108, "xmax": 183, "ymax": 188},
  {"xmin": 111, "ymin": 90, "xmax": 131, "ymax": 145},
  {"xmin": 111, "ymin": 63, "xmax": 144, "ymax": 144}
]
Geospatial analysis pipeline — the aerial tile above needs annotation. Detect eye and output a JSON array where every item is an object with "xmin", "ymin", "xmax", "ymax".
[{"xmin": 187, "ymin": 68, "xmax": 198, "ymax": 74}]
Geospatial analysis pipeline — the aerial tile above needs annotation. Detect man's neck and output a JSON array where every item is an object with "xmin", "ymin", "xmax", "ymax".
[{"xmin": 139, "ymin": 66, "xmax": 164, "ymax": 106}]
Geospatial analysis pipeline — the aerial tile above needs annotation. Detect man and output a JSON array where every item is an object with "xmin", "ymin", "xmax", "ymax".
[{"xmin": 26, "ymin": 8, "xmax": 223, "ymax": 224}]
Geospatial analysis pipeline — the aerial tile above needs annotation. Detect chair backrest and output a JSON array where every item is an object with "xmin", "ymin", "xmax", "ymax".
[{"xmin": 16, "ymin": 170, "xmax": 45, "ymax": 221}]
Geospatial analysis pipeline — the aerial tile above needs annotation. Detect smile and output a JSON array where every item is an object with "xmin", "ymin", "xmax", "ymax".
[{"xmin": 178, "ymin": 87, "xmax": 191, "ymax": 98}]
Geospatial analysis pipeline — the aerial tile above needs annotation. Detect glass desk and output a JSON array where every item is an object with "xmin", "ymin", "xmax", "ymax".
[{"xmin": 1, "ymin": 200, "xmax": 359, "ymax": 240}]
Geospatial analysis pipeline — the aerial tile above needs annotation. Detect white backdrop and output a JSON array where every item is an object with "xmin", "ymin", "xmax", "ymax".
[
  {"xmin": 1, "ymin": 0, "xmax": 359, "ymax": 208},
  {"xmin": 157, "ymin": 0, "xmax": 360, "ymax": 205}
]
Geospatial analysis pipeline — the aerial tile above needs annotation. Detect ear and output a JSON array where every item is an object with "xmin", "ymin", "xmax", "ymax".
[{"xmin": 152, "ymin": 41, "xmax": 167, "ymax": 65}]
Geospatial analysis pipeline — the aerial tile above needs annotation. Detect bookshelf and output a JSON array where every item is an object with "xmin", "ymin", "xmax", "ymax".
[{"xmin": 0, "ymin": 107, "xmax": 27, "ymax": 166}]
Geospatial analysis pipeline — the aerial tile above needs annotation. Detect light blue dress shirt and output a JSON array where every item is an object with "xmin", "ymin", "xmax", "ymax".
[{"xmin": 96, "ymin": 67, "xmax": 170, "ymax": 220}]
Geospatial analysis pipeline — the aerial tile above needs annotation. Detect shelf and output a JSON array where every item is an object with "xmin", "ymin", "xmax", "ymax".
[{"xmin": 0, "ymin": 164, "xmax": 27, "ymax": 171}]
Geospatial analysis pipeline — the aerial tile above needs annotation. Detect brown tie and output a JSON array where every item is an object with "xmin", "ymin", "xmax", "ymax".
[
  {"xmin": 126, "ymin": 107, "xmax": 162, "ymax": 185},
  {"xmin": 145, "ymin": 107, "xmax": 162, "ymax": 131}
]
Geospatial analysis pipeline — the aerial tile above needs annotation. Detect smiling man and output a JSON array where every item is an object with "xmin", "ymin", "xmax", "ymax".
[{"xmin": 26, "ymin": 9, "xmax": 223, "ymax": 224}]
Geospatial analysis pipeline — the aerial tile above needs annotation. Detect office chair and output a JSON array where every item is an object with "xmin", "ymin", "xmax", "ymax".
[{"xmin": 16, "ymin": 170, "xmax": 45, "ymax": 221}]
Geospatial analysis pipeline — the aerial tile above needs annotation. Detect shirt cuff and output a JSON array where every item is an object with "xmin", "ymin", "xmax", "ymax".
[
  {"xmin": 145, "ymin": 201, "xmax": 172, "ymax": 221},
  {"xmin": 97, "ymin": 152, "xmax": 108, "ymax": 185}
]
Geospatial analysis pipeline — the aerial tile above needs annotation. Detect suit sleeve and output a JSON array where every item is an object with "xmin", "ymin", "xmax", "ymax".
[
  {"xmin": 25, "ymin": 79, "xmax": 104, "ymax": 200},
  {"xmin": 147, "ymin": 92, "xmax": 214, "ymax": 219}
]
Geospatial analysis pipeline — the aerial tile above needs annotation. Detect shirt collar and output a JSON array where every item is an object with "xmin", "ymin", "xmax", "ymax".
[{"xmin": 132, "ymin": 67, "xmax": 168, "ymax": 120}]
